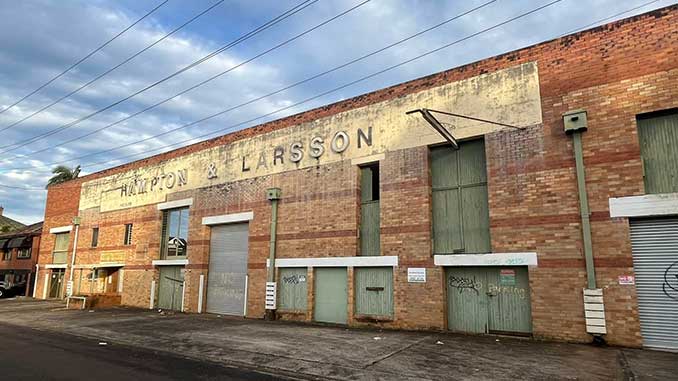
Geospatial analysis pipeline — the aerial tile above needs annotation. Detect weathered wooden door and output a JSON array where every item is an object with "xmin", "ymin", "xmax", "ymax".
[
  {"xmin": 354, "ymin": 267, "xmax": 393, "ymax": 317},
  {"xmin": 446, "ymin": 267, "xmax": 532, "ymax": 335},
  {"xmin": 158, "ymin": 266, "xmax": 183, "ymax": 311},
  {"xmin": 314, "ymin": 268, "xmax": 348, "ymax": 324}
]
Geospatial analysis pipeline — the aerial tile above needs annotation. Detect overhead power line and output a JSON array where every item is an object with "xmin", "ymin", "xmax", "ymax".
[
  {"xmin": 559, "ymin": 0, "xmax": 660, "ymax": 36},
  {"xmin": 2, "ymin": 0, "xmax": 656, "ymax": 191},
  {"xmin": 2, "ymin": 0, "xmax": 498, "ymax": 171},
  {"xmin": 10, "ymin": 0, "xmax": 565, "ymax": 180},
  {"xmin": 0, "ymin": 0, "xmax": 226, "ymax": 133},
  {"xmin": 0, "ymin": 0, "xmax": 169, "ymax": 116},
  {"xmin": 0, "ymin": 0, "xmax": 319, "ymax": 154}
]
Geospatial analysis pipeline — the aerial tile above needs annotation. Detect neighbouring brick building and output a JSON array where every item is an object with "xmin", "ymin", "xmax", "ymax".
[
  {"xmin": 0, "ymin": 221, "xmax": 42, "ymax": 297},
  {"xmin": 36, "ymin": 6, "xmax": 678, "ymax": 349}
]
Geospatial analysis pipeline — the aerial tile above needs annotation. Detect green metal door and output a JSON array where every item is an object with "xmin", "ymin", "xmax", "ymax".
[
  {"xmin": 637, "ymin": 112, "xmax": 678, "ymax": 194},
  {"xmin": 278, "ymin": 267, "xmax": 308, "ymax": 312},
  {"xmin": 354, "ymin": 267, "xmax": 393, "ymax": 317},
  {"xmin": 486, "ymin": 267, "xmax": 532, "ymax": 334},
  {"xmin": 446, "ymin": 267, "xmax": 488, "ymax": 333},
  {"xmin": 158, "ymin": 266, "xmax": 183, "ymax": 311},
  {"xmin": 446, "ymin": 267, "xmax": 532, "ymax": 335},
  {"xmin": 314, "ymin": 268, "xmax": 348, "ymax": 324}
]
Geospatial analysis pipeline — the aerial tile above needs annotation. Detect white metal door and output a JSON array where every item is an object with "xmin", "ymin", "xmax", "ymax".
[
  {"xmin": 630, "ymin": 218, "xmax": 678, "ymax": 351},
  {"xmin": 206, "ymin": 223, "xmax": 249, "ymax": 315}
]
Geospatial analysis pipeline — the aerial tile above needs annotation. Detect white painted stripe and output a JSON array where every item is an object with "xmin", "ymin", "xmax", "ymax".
[
  {"xmin": 202, "ymin": 211, "xmax": 254, "ymax": 226},
  {"xmin": 118, "ymin": 269, "xmax": 124, "ymax": 293},
  {"xmin": 157, "ymin": 198, "xmax": 193, "ymax": 210},
  {"xmin": 150, "ymin": 280, "xmax": 156, "ymax": 309},
  {"xmin": 243, "ymin": 275, "xmax": 249, "ymax": 317},
  {"xmin": 609, "ymin": 193, "xmax": 678, "ymax": 218},
  {"xmin": 49, "ymin": 225, "xmax": 72, "ymax": 234},
  {"xmin": 587, "ymin": 325, "xmax": 607, "ymax": 334},
  {"xmin": 583, "ymin": 288, "xmax": 603, "ymax": 296},
  {"xmin": 351, "ymin": 153, "xmax": 385, "ymax": 166},
  {"xmin": 180, "ymin": 281, "xmax": 186, "ymax": 312},
  {"xmin": 584, "ymin": 296, "xmax": 604, "ymax": 303},
  {"xmin": 152, "ymin": 259, "xmax": 188, "ymax": 266},
  {"xmin": 45, "ymin": 264, "xmax": 68, "ymax": 269},
  {"xmin": 586, "ymin": 318, "xmax": 607, "ymax": 326},
  {"xmin": 73, "ymin": 263, "xmax": 125, "ymax": 269},
  {"xmin": 434, "ymin": 252, "xmax": 537, "ymax": 267},
  {"xmin": 198, "ymin": 274, "xmax": 205, "ymax": 314},
  {"xmin": 584, "ymin": 310, "xmax": 605, "ymax": 319},
  {"xmin": 584, "ymin": 304, "xmax": 605, "ymax": 311},
  {"xmin": 270, "ymin": 256, "xmax": 398, "ymax": 268}
]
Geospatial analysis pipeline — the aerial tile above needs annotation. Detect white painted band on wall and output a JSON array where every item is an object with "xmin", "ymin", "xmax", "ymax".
[
  {"xmin": 150, "ymin": 280, "xmax": 156, "ymax": 309},
  {"xmin": 157, "ymin": 198, "xmax": 193, "ymax": 211},
  {"xmin": 73, "ymin": 263, "xmax": 125, "ymax": 269},
  {"xmin": 269, "ymin": 256, "xmax": 398, "ymax": 268},
  {"xmin": 181, "ymin": 281, "xmax": 186, "ymax": 313},
  {"xmin": 198, "ymin": 274, "xmax": 205, "ymax": 313},
  {"xmin": 118, "ymin": 269, "xmax": 124, "ymax": 293},
  {"xmin": 202, "ymin": 211, "xmax": 254, "ymax": 226},
  {"xmin": 49, "ymin": 225, "xmax": 72, "ymax": 234},
  {"xmin": 433, "ymin": 252, "xmax": 538, "ymax": 267},
  {"xmin": 243, "ymin": 275, "xmax": 248, "ymax": 317},
  {"xmin": 45, "ymin": 264, "xmax": 68, "ymax": 269},
  {"xmin": 152, "ymin": 259, "xmax": 188, "ymax": 266},
  {"xmin": 609, "ymin": 193, "xmax": 678, "ymax": 218}
]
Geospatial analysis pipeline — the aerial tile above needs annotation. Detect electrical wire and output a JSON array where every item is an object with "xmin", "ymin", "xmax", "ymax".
[
  {"xmin": 3, "ymin": 0, "xmax": 494, "ymax": 168},
  {"xmin": 0, "ymin": 0, "xmax": 319, "ymax": 153},
  {"xmin": 0, "ymin": 0, "xmax": 169, "ymax": 116},
  {"xmin": 0, "ymin": 0, "xmax": 226, "ymax": 133}
]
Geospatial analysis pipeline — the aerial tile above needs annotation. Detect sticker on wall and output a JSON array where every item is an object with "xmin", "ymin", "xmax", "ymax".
[
  {"xmin": 407, "ymin": 268, "xmax": 426, "ymax": 283},
  {"xmin": 618, "ymin": 275, "xmax": 635, "ymax": 285},
  {"xmin": 500, "ymin": 269, "xmax": 516, "ymax": 286}
]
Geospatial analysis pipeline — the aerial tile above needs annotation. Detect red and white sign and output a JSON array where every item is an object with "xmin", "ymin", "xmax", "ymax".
[{"xmin": 618, "ymin": 275, "xmax": 635, "ymax": 285}]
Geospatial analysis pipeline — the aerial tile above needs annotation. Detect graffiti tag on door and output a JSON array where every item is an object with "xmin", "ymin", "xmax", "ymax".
[
  {"xmin": 663, "ymin": 261, "xmax": 678, "ymax": 300},
  {"xmin": 448, "ymin": 276, "xmax": 482, "ymax": 294}
]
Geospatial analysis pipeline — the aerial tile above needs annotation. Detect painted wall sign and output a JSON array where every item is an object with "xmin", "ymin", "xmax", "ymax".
[
  {"xmin": 618, "ymin": 275, "xmax": 635, "ymax": 285},
  {"xmin": 78, "ymin": 62, "xmax": 542, "ymax": 213},
  {"xmin": 500, "ymin": 269, "xmax": 516, "ymax": 286},
  {"xmin": 408, "ymin": 268, "xmax": 426, "ymax": 283}
]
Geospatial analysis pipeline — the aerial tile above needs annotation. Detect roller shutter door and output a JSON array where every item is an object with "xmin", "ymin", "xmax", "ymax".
[
  {"xmin": 206, "ymin": 223, "xmax": 249, "ymax": 316},
  {"xmin": 630, "ymin": 218, "xmax": 678, "ymax": 351}
]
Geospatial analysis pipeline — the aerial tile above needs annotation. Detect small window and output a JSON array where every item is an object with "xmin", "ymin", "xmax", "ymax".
[
  {"xmin": 91, "ymin": 227, "xmax": 99, "ymax": 248},
  {"xmin": 17, "ymin": 247, "xmax": 31, "ymax": 259},
  {"xmin": 123, "ymin": 224, "xmax": 133, "ymax": 246},
  {"xmin": 53, "ymin": 232, "xmax": 70, "ymax": 264},
  {"xmin": 2, "ymin": 250, "xmax": 10, "ymax": 261}
]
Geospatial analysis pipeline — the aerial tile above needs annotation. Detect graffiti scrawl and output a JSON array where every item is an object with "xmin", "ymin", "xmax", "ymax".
[{"xmin": 663, "ymin": 261, "xmax": 678, "ymax": 300}]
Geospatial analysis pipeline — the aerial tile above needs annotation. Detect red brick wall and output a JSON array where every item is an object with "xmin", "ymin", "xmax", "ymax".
[{"xmin": 37, "ymin": 6, "xmax": 678, "ymax": 347}]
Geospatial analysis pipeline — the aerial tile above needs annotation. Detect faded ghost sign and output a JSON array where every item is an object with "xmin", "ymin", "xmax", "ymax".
[{"xmin": 119, "ymin": 169, "xmax": 188, "ymax": 198}]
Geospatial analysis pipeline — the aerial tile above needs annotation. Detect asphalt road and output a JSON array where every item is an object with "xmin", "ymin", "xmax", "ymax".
[{"xmin": 0, "ymin": 323, "xmax": 286, "ymax": 381}]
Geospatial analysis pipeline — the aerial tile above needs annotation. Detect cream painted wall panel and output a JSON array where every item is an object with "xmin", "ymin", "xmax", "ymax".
[{"xmin": 79, "ymin": 62, "xmax": 542, "ymax": 212}]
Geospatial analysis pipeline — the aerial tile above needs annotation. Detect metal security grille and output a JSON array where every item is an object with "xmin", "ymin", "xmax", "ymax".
[
  {"xmin": 630, "ymin": 218, "xmax": 678, "ymax": 351},
  {"xmin": 206, "ymin": 223, "xmax": 249, "ymax": 316}
]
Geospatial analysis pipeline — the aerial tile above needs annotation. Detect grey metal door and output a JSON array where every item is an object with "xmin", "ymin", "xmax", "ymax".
[
  {"xmin": 314, "ymin": 267, "xmax": 348, "ymax": 324},
  {"xmin": 158, "ymin": 266, "xmax": 183, "ymax": 311},
  {"xmin": 630, "ymin": 218, "xmax": 678, "ymax": 351},
  {"xmin": 206, "ymin": 223, "xmax": 249, "ymax": 316}
]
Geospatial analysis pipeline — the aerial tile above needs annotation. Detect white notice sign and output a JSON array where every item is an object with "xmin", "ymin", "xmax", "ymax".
[{"xmin": 408, "ymin": 268, "xmax": 426, "ymax": 283}]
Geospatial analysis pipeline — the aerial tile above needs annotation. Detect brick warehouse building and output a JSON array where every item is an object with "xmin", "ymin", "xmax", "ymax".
[{"xmin": 35, "ymin": 7, "xmax": 677, "ymax": 349}]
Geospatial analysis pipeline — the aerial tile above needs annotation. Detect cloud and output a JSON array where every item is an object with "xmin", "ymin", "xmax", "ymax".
[{"xmin": 0, "ymin": 0, "xmax": 672, "ymax": 223}]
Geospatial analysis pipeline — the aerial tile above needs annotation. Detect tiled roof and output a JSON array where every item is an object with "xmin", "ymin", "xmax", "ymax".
[
  {"xmin": 0, "ymin": 215, "xmax": 26, "ymax": 233},
  {"xmin": 0, "ymin": 221, "xmax": 42, "ymax": 238}
]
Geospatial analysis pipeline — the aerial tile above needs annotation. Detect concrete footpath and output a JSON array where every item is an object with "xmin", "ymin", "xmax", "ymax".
[{"xmin": 0, "ymin": 298, "xmax": 675, "ymax": 380}]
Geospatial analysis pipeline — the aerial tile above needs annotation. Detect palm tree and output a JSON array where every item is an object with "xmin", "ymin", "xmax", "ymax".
[{"xmin": 46, "ymin": 165, "xmax": 81, "ymax": 188}]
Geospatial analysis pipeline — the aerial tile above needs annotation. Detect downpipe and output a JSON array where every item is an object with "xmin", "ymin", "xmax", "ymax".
[{"xmin": 265, "ymin": 188, "xmax": 281, "ymax": 321}]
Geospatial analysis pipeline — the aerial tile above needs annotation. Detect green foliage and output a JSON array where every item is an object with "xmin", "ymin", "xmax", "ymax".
[{"xmin": 46, "ymin": 165, "xmax": 81, "ymax": 188}]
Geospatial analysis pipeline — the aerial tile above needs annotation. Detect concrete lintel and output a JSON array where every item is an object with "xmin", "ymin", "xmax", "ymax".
[
  {"xmin": 152, "ymin": 259, "xmax": 188, "ymax": 266},
  {"xmin": 202, "ymin": 211, "xmax": 253, "ymax": 226},
  {"xmin": 157, "ymin": 198, "xmax": 193, "ymax": 211},
  {"xmin": 269, "ymin": 256, "xmax": 398, "ymax": 268},
  {"xmin": 49, "ymin": 225, "xmax": 72, "ymax": 234},
  {"xmin": 609, "ymin": 193, "xmax": 678, "ymax": 218},
  {"xmin": 434, "ymin": 252, "xmax": 538, "ymax": 267}
]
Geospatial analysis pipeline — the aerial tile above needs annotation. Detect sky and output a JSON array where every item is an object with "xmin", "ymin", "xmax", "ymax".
[{"xmin": 0, "ymin": 0, "xmax": 674, "ymax": 224}]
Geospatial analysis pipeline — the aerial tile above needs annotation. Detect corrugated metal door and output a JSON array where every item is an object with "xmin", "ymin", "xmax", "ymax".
[
  {"xmin": 446, "ymin": 267, "xmax": 487, "ymax": 333},
  {"xmin": 206, "ymin": 223, "xmax": 249, "ymax": 316},
  {"xmin": 278, "ymin": 267, "xmax": 308, "ymax": 312},
  {"xmin": 354, "ymin": 267, "xmax": 393, "ymax": 317},
  {"xmin": 158, "ymin": 266, "xmax": 183, "ymax": 310},
  {"xmin": 314, "ymin": 267, "xmax": 347, "ymax": 324},
  {"xmin": 630, "ymin": 218, "xmax": 678, "ymax": 351},
  {"xmin": 487, "ymin": 267, "xmax": 532, "ymax": 334}
]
